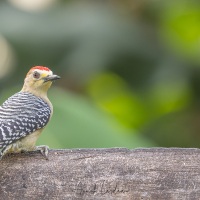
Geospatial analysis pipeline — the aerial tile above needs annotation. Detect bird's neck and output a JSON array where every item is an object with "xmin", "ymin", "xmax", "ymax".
[
  {"xmin": 21, "ymin": 85, "xmax": 53, "ymax": 113},
  {"xmin": 21, "ymin": 85, "xmax": 48, "ymax": 99}
]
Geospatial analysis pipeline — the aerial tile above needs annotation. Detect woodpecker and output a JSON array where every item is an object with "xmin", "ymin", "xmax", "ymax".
[{"xmin": 0, "ymin": 66, "xmax": 60, "ymax": 159}]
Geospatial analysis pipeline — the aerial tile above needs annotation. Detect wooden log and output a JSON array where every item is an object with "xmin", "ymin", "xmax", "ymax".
[{"xmin": 0, "ymin": 148, "xmax": 200, "ymax": 199}]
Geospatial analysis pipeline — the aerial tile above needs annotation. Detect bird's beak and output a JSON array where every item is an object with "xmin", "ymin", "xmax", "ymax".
[{"xmin": 43, "ymin": 75, "xmax": 61, "ymax": 82}]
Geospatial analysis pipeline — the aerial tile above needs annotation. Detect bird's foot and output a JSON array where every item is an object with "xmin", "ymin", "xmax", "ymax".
[{"xmin": 35, "ymin": 145, "xmax": 49, "ymax": 160}]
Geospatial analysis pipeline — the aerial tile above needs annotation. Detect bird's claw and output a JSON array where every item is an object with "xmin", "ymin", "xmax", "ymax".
[{"xmin": 36, "ymin": 145, "xmax": 49, "ymax": 160}]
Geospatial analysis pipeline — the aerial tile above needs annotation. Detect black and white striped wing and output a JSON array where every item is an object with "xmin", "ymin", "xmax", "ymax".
[{"xmin": 0, "ymin": 92, "xmax": 51, "ymax": 149}]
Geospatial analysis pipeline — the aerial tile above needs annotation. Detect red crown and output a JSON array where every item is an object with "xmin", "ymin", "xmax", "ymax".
[{"xmin": 31, "ymin": 66, "xmax": 50, "ymax": 71}]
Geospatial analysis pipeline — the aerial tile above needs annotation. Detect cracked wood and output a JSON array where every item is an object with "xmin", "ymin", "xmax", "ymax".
[{"xmin": 0, "ymin": 148, "xmax": 200, "ymax": 199}]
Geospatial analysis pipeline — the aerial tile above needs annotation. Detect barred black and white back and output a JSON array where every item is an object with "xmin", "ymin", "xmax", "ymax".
[{"xmin": 0, "ymin": 92, "xmax": 51, "ymax": 156}]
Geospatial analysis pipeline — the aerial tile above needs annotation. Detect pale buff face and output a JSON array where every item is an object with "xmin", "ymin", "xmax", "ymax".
[{"xmin": 23, "ymin": 69, "xmax": 53, "ymax": 92}]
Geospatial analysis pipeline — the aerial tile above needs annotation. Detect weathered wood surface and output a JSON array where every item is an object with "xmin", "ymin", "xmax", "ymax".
[{"xmin": 0, "ymin": 148, "xmax": 200, "ymax": 200}]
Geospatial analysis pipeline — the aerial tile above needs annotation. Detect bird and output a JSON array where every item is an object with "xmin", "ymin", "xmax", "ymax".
[{"xmin": 0, "ymin": 66, "xmax": 60, "ymax": 160}]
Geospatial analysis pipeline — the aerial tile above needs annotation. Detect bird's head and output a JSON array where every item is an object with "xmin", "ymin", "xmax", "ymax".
[{"xmin": 22, "ymin": 66, "xmax": 60, "ymax": 95}]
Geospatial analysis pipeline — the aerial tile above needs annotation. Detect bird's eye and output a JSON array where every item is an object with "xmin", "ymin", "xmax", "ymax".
[{"xmin": 33, "ymin": 71, "xmax": 40, "ymax": 79}]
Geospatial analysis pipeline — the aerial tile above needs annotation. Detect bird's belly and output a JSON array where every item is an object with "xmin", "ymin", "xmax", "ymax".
[{"xmin": 8, "ymin": 129, "xmax": 44, "ymax": 153}]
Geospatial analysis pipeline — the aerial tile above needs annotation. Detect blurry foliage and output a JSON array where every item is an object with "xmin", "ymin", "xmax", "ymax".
[
  {"xmin": 149, "ymin": 77, "xmax": 192, "ymax": 116},
  {"xmin": 41, "ymin": 88, "xmax": 154, "ymax": 148},
  {"xmin": 86, "ymin": 72, "xmax": 147, "ymax": 128},
  {"xmin": 160, "ymin": 1, "xmax": 200, "ymax": 61},
  {"xmin": 0, "ymin": 0, "xmax": 200, "ymax": 148}
]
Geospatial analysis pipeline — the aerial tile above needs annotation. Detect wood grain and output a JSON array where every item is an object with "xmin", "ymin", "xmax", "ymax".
[{"xmin": 0, "ymin": 148, "xmax": 200, "ymax": 200}]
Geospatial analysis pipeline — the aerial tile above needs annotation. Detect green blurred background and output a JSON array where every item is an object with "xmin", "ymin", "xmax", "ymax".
[{"xmin": 0, "ymin": 0, "xmax": 200, "ymax": 149}]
